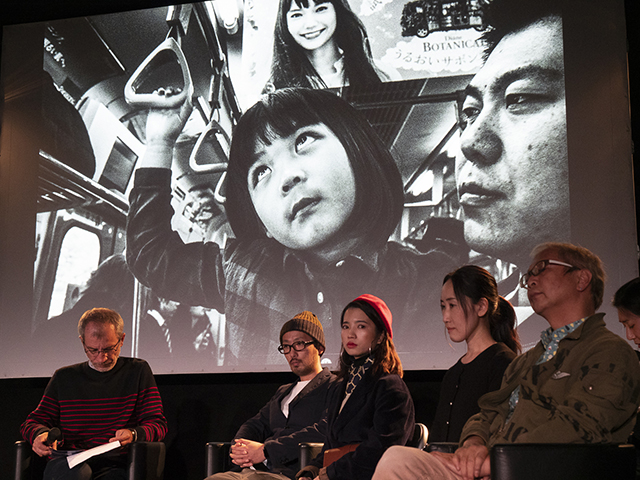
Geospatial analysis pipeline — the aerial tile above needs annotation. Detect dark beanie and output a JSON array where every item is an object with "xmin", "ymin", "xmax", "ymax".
[
  {"xmin": 353, "ymin": 294, "xmax": 393, "ymax": 339},
  {"xmin": 280, "ymin": 311, "xmax": 325, "ymax": 350}
]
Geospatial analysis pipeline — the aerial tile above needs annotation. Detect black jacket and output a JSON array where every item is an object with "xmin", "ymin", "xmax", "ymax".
[
  {"xmin": 234, "ymin": 367, "xmax": 336, "ymax": 479},
  {"xmin": 310, "ymin": 369, "xmax": 415, "ymax": 480}
]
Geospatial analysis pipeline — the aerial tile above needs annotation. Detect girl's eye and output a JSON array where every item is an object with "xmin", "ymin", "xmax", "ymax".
[
  {"xmin": 249, "ymin": 164, "xmax": 271, "ymax": 188},
  {"xmin": 316, "ymin": 4, "xmax": 328, "ymax": 13},
  {"xmin": 294, "ymin": 132, "xmax": 317, "ymax": 152}
]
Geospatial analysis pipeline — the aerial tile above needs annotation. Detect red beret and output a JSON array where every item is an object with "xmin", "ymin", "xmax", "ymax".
[{"xmin": 353, "ymin": 294, "xmax": 393, "ymax": 339}]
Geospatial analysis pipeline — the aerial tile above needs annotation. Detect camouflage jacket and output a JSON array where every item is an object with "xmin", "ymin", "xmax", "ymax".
[{"xmin": 461, "ymin": 313, "xmax": 640, "ymax": 447}]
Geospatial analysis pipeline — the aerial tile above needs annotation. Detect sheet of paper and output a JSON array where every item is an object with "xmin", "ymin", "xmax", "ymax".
[{"xmin": 67, "ymin": 440, "xmax": 121, "ymax": 469}]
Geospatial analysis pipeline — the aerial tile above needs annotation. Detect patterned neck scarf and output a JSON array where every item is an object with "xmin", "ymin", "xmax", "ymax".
[
  {"xmin": 340, "ymin": 355, "xmax": 375, "ymax": 413},
  {"xmin": 507, "ymin": 317, "xmax": 586, "ymax": 421}
]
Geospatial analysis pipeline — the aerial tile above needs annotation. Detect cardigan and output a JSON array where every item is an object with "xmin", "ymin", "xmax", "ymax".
[{"xmin": 430, "ymin": 342, "xmax": 516, "ymax": 442}]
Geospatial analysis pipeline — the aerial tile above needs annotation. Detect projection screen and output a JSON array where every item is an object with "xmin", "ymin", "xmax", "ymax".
[{"xmin": 0, "ymin": 0, "xmax": 636, "ymax": 377}]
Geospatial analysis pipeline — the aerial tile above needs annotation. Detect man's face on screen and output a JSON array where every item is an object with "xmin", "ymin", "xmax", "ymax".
[{"xmin": 456, "ymin": 16, "xmax": 569, "ymax": 268}]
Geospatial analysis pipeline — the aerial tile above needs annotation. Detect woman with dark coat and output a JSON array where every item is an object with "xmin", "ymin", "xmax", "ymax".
[{"xmin": 296, "ymin": 294, "xmax": 415, "ymax": 480}]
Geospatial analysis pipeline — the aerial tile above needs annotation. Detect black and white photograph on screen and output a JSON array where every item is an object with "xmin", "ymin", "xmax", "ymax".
[{"xmin": 10, "ymin": 0, "xmax": 579, "ymax": 374}]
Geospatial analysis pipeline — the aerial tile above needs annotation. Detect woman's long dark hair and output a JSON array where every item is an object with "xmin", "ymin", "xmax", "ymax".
[
  {"xmin": 269, "ymin": 0, "xmax": 384, "ymax": 89},
  {"xmin": 443, "ymin": 265, "xmax": 521, "ymax": 354},
  {"xmin": 337, "ymin": 298, "xmax": 403, "ymax": 379}
]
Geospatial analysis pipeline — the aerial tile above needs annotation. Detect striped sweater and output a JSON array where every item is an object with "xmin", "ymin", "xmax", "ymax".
[{"xmin": 21, "ymin": 357, "xmax": 167, "ymax": 450}]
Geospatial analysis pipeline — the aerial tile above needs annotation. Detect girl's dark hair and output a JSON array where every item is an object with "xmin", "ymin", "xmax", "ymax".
[
  {"xmin": 337, "ymin": 298, "xmax": 403, "ymax": 379},
  {"xmin": 613, "ymin": 277, "xmax": 640, "ymax": 317},
  {"xmin": 225, "ymin": 87, "xmax": 404, "ymax": 248},
  {"xmin": 269, "ymin": 0, "xmax": 384, "ymax": 89},
  {"xmin": 443, "ymin": 265, "xmax": 521, "ymax": 354}
]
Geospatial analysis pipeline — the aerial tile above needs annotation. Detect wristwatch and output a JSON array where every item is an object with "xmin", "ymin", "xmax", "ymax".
[{"xmin": 129, "ymin": 429, "xmax": 138, "ymax": 442}]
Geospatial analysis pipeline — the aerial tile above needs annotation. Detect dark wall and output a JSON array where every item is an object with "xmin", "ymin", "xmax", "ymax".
[{"xmin": 0, "ymin": 370, "xmax": 445, "ymax": 479}]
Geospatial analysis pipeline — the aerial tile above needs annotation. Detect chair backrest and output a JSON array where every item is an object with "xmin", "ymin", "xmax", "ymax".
[
  {"xmin": 299, "ymin": 442, "xmax": 324, "ymax": 469},
  {"xmin": 205, "ymin": 442, "xmax": 232, "ymax": 477},
  {"xmin": 128, "ymin": 442, "xmax": 166, "ymax": 480},
  {"xmin": 408, "ymin": 423, "xmax": 429, "ymax": 450},
  {"xmin": 14, "ymin": 441, "xmax": 46, "ymax": 480},
  {"xmin": 491, "ymin": 443, "xmax": 637, "ymax": 480}
]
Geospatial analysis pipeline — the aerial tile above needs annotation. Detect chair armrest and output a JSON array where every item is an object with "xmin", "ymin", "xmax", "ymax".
[
  {"xmin": 490, "ymin": 443, "xmax": 636, "ymax": 480},
  {"xmin": 299, "ymin": 442, "xmax": 324, "ymax": 469},
  {"xmin": 205, "ymin": 442, "xmax": 232, "ymax": 476},
  {"xmin": 15, "ymin": 440, "xmax": 47, "ymax": 480},
  {"xmin": 128, "ymin": 441, "xmax": 166, "ymax": 480},
  {"xmin": 425, "ymin": 442, "xmax": 459, "ymax": 454},
  {"xmin": 409, "ymin": 423, "xmax": 429, "ymax": 450}
]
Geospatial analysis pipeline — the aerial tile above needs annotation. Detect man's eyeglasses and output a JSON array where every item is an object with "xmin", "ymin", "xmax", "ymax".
[
  {"xmin": 83, "ymin": 338, "xmax": 123, "ymax": 356},
  {"xmin": 519, "ymin": 259, "xmax": 576, "ymax": 289},
  {"xmin": 278, "ymin": 341, "xmax": 314, "ymax": 354}
]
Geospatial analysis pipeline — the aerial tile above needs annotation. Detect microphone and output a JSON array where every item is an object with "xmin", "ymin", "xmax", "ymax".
[{"xmin": 44, "ymin": 427, "xmax": 62, "ymax": 446}]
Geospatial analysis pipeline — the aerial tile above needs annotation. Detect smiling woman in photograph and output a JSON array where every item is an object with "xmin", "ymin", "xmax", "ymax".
[{"xmin": 266, "ymin": 0, "xmax": 398, "ymax": 90}]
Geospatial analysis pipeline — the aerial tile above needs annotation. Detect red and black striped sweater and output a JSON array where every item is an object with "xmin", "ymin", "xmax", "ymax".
[{"xmin": 21, "ymin": 357, "xmax": 167, "ymax": 451}]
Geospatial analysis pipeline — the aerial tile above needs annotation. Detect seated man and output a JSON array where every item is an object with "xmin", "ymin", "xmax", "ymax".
[
  {"xmin": 207, "ymin": 311, "xmax": 335, "ymax": 480},
  {"xmin": 373, "ymin": 243, "xmax": 640, "ymax": 480},
  {"xmin": 21, "ymin": 307, "xmax": 167, "ymax": 480}
]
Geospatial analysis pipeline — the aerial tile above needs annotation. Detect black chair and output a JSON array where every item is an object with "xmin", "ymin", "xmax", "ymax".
[
  {"xmin": 298, "ymin": 423, "xmax": 429, "ymax": 470},
  {"xmin": 490, "ymin": 443, "xmax": 636, "ymax": 480},
  {"xmin": 204, "ymin": 442, "xmax": 232, "ymax": 477},
  {"xmin": 427, "ymin": 442, "xmax": 636, "ymax": 480},
  {"xmin": 425, "ymin": 441, "xmax": 458, "ymax": 454},
  {"xmin": 410, "ymin": 423, "xmax": 429, "ymax": 450},
  {"xmin": 14, "ymin": 440, "xmax": 166, "ymax": 480},
  {"xmin": 207, "ymin": 423, "xmax": 429, "ymax": 475}
]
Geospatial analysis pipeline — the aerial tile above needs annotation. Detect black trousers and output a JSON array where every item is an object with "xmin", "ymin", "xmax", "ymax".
[{"xmin": 44, "ymin": 453, "xmax": 127, "ymax": 480}]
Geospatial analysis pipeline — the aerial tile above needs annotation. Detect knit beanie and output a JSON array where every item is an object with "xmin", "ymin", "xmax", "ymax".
[
  {"xmin": 353, "ymin": 294, "xmax": 393, "ymax": 339},
  {"xmin": 280, "ymin": 311, "xmax": 325, "ymax": 350}
]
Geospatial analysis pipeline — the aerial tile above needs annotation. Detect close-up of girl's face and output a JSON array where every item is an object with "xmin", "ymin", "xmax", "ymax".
[
  {"xmin": 287, "ymin": 0, "xmax": 337, "ymax": 52},
  {"xmin": 247, "ymin": 122, "xmax": 356, "ymax": 252},
  {"xmin": 440, "ymin": 280, "xmax": 481, "ymax": 343},
  {"xmin": 341, "ymin": 307, "xmax": 381, "ymax": 359}
]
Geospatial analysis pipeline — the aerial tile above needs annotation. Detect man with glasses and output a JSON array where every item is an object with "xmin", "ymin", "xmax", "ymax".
[
  {"xmin": 372, "ymin": 242, "xmax": 640, "ymax": 480},
  {"xmin": 454, "ymin": 0, "xmax": 569, "ymax": 317},
  {"xmin": 207, "ymin": 311, "xmax": 335, "ymax": 480},
  {"xmin": 21, "ymin": 307, "xmax": 167, "ymax": 480}
]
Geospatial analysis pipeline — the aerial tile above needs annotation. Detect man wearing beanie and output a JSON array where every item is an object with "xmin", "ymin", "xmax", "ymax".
[{"xmin": 206, "ymin": 311, "xmax": 335, "ymax": 480}]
